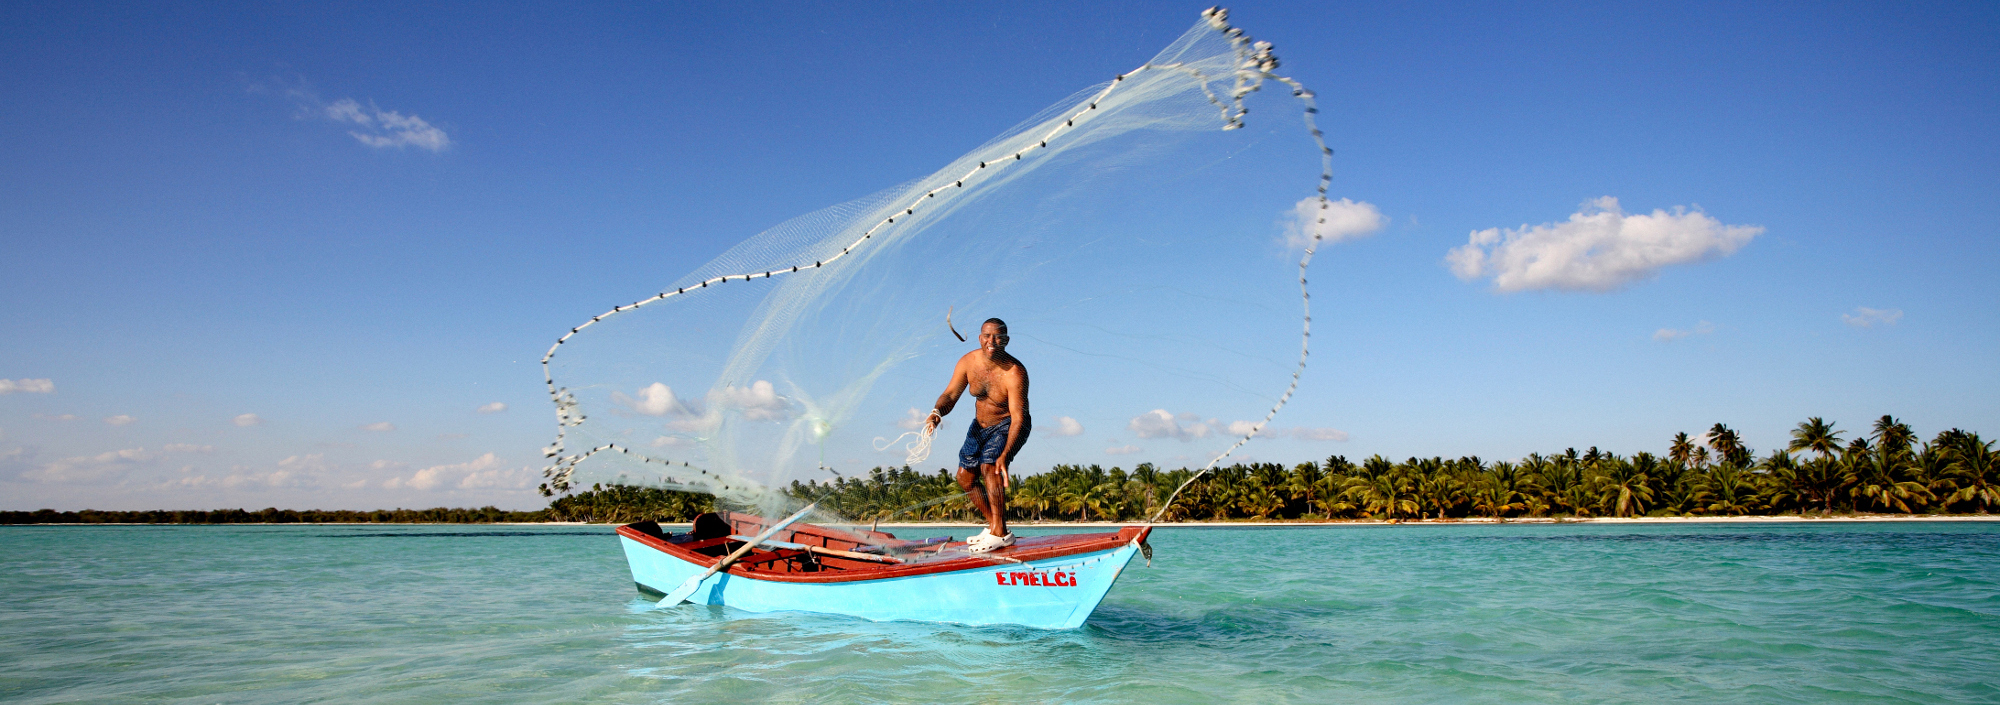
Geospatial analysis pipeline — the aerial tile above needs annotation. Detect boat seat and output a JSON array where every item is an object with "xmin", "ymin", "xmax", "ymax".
[
  {"xmin": 628, "ymin": 520, "xmax": 670, "ymax": 540},
  {"xmin": 685, "ymin": 512, "xmax": 732, "ymax": 542}
]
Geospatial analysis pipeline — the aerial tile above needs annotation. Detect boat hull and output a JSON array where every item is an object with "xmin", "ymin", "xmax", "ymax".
[{"xmin": 619, "ymin": 534, "xmax": 1142, "ymax": 629}]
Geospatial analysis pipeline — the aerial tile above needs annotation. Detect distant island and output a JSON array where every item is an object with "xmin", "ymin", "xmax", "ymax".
[{"xmin": 6, "ymin": 416, "xmax": 1992, "ymax": 525}]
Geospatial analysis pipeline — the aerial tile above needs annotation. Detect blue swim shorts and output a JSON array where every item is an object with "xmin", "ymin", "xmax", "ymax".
[{"xmin": 958, "ymin": 417, "xmax": 1030, "ymax": 469}]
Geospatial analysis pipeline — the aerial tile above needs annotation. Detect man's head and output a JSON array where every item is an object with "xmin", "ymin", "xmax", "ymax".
[{"xmin": 980, "ymin": 318, "xmax": 1009, "ymax": 357}]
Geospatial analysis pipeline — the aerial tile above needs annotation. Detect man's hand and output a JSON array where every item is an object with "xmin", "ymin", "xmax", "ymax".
[{"xmin": 994, "ymin": 457, "xmax": 1010, "ymax": 488}]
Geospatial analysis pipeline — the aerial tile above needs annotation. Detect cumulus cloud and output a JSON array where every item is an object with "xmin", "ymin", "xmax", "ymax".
[
  {"xmin": 0, "ymin": 378, "xmax": 54, "ymax": 395},
  {"xmin": 104, "ymin": 415, "xmax": 135, "ymax": 426},
  {"xmin": 34, "ymin": 413, "xmax": 78, "ymax": 421},
  {"xmin": 713, "ymin": 381, "xmax": 791, "ymax": 421},
  {"xmin": 1224, "ymin": 419, "xmax": 1350, "ymax": 442},
  {"xmin": 1050, "ymin": 416, "xmax": 1084, "ymax": 437},
  {"xmin": 897, "ymin": 407, "xmax": 930, "ymax": 431},
  {"xmin": 1284, "ymin": 197, "xmax": 1388, "ymax": 248},
  {"xmin": 1286, "ymin": 427, "xmax": 1351, "ymax": 442},
  {"xmin": 360, "ymin": 422, "xmax": 396, "ymax": 432},
  {"xmin": 620, "ymin": 381, "xmax": 790, "ymax": 425},
  {"xmin": 1446, "ymin": 197, "xmax": 1762, "ymax": 292},
  {"xmin": 477, "ymin": 402, "xmax": 507, "ymax": 414},
  {"xmin": 1843, "ymin": 307, "xmax": 1903, "ymax": 328},
  {"xmin": 619, "ymin": 383, "xmax": 698, "ymax": 417},
  {"xmin": 1106, "ymin": 445, "xmax": 1143, "ymax": 455},
  {"xmin": 1129, "ymin": 410, "xmax": 1212, "ymax": 441},
  {"xmin": 323, "ymin": 98, "xmax": 450, "ymax": 152},
  {"xmin": 379, "ymin": 453, "xmax": 525, "ymax": 491},
  {"xmin": 1654, "ymin": 320, "xmax": 1716, "ymax": 342},
  {"xmin": 233, "ymin": 413, "xmax": 263, "ymax": 427},
  {"xmin": 23, "ymin": 447, "xmax": 153, "ymax": 483}
]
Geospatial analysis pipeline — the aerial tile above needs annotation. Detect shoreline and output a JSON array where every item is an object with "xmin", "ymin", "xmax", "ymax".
[{"xmin": 9, "ymin": 514, "xmax": 1997, "ymax": 527}]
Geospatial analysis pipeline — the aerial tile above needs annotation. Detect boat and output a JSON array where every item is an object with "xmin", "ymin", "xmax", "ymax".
[{"xmin": 616, "ymin": 511, "xmax": 1152, "ymax": 629}]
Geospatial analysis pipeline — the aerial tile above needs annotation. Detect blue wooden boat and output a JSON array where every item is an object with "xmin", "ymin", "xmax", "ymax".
[{"xmin": 618, "ymin": 511, "xmax": 1152, "ymax": 629}]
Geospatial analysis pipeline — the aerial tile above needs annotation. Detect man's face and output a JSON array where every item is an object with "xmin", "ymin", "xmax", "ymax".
[{"xmin": 979, "ymin": 323, "xmax": 1008, "ymax": 357}]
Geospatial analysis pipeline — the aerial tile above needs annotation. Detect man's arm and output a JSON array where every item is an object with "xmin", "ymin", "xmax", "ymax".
[
  {"xmin": 927, "ymin": 356, "xmax": 971, "ymax": 433},
  {"xmin": 994, "ymin": 367, "xmax": 1030, "ymax": 485}
]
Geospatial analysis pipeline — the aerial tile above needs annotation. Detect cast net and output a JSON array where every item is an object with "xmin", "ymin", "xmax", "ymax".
[{"xmin": 540, "ymin": 8, "xmax": 1336, "ymax": 523}]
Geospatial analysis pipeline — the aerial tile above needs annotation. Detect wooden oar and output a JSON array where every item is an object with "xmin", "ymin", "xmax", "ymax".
[{"xmin": 656, "ymin": 502, "xmax": 818, "ymax": 607}]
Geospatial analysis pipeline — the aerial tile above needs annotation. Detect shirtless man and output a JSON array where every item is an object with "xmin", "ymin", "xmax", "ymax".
[{"xmin": 925, "ymin": 318, "xmax": 1030, "ymax": 552}]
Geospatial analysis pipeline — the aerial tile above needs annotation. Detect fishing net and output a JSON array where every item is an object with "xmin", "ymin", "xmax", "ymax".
[{"xmin": 540, "ymin": 8, "xmax": 1334, "ymax": 522}]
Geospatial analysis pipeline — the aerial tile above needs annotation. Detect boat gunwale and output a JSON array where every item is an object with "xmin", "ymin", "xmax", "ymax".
[{"xmin": 616, "ymin": 520, "xmax": 1149, "ymax": 584}]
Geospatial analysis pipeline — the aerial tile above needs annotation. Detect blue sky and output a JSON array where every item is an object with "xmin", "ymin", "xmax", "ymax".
[{"xmin": 3, "ymin": 1, "xmax": 1996, "ymax": 510}]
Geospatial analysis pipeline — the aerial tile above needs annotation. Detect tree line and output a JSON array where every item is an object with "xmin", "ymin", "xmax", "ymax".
[
  {"xmin": 790, "ymin": 416, "xmax": 1996, "ymax": 522},
  {"xmin": 0, "ymin": 506, "xmax": 546, "ymax": 525},
  {"xmin": 10, "ymin": 416, "xmax": 1989, "ymax": 525}
]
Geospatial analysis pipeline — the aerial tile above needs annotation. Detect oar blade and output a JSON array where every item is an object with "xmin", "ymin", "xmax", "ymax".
[{"xmin": 658, "ymin": 574, "xmax": 704, "ymax": 606}]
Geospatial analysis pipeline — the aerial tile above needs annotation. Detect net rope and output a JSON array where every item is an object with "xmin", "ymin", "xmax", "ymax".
[{"xmin": 538, "ymin": 8, "xmax": 1339, "ymax": 524}]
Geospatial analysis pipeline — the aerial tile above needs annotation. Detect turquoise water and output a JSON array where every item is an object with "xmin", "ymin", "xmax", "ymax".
[{"xmin": 3, "ymin": 522, "xmax": 1996, "ymax": 703}]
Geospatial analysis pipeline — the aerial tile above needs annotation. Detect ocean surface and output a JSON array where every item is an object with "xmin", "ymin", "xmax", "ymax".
[{"xmin": 2, "ymin": 521, "xmax": 1996, "ymax": 704}]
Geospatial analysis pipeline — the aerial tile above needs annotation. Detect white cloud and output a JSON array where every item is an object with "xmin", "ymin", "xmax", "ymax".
[
  {"xmin": 1106, "ymin": 445, "xmax": 1143, "ymax": 455},
  {"xmin": 1286, "ymin": 427, "xmax": 1350, "ymax": 442},
  {"xmin": 897, "ymin": 407, "xmax": 929, "ymax": 431},
  {"xmin": 368, "ymin": 459, "xmax": 405, "ymax": 471},
  {"xmin": 620, "ymin": 383, "xmax": 697, "ymax": 417},
  {"xmin": 477, "ymin": 402, "xmax": 507, "ymax": 414},
  {"xmin": 1843, "ymin": 307, "xmax": 1903, "ymax": 327},
  {"xmin": 0, "ymin": 378, "xmax": 54, "ymax": 395},
  {"xmin": 1447, "ymin": 197, "xmax": 1762, "ymax": 292},
  {"xmin": 1128, "ymin": 410, "xmax": 1212, "ymax": 441},
  {"xmin": 323, "ymin": 98, "xmax": 450, "ymax": 152},
  {"xmin": 381, "ymin": 453, "xmax": 516, "ymax": 491},
  {"xmin": 104, "ymin": 415, "xmax": 135, "ymax": 426},
  {"xmin": 233, "ymin": 413, "xmax": 263, "ymax": 427},
  {"xmin": 35, "ymin": 413, "xmax": 78, "ymax": 421},
  {"xmin": 650, "ymin": 435, "xmax": 693, "ymax": 448},
  {"xmin": 360, "ymin": 422, "xmax": 396, "ymax": 432},
  {"xmin": 459, "ymin": 462, "xmax": 534, "ymax": 490},
  {"xmin": 620, "ymin": 381, "xmax": 790, "ymax": 425},
  {"xmin": 1226, "ymin": 420, "xmax": 1261, "ymax": 437},
  {"xmin": 713, "ymin": 381, "xmax": 791, "ymax": 421},
  {"xmin": 1284, "ymin": 197, "xmax": 1387, "ymax": 248},
  {"xmin": 1050, "ymin": 416, "xmax": 1084, "ymax": 437},
  {"xmin": 161, "ymin": 443, "xmax": 214, "ymax": 454},
  {"xmin": 1653, "ymin": 320, "xmax": 1716, "ymax": 342},
  {"xmin": 1222, "ymin": 419, "xmax": 1350, "ymax": 442},
  {"xmin": 23, "ymin": 447, "xmax": 153, "ymax": 483}
]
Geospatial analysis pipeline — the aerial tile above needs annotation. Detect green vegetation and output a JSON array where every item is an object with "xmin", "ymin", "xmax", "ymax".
[
  {"xmin": 0, "ymin": 506, "xmax": 544, "ymax": 525},
  {"xmin": 10, "ymin": 416, "xmax": 1990, "ymax": 525},
  {"xmin": 791, "ymin": 416, "xmax": 1999, "ymax": 522},
  {"xmin": 543, "ymin": 483, "xmax": 714, "ymax": 523}
]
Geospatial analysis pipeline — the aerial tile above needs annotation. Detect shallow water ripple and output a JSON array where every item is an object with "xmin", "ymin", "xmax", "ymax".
[{"xmin": 2, "ymin": 522, "xmax": 1996, "ymax": 703}]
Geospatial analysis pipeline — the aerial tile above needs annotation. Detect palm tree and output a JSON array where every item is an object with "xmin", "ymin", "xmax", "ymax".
[
  {"xmin": 1010, "ymin": 476, "xmax": 1054, "ymax": 522},
  {"xmin": 1596, "ymin": 454, "xmax": 1655, "ymax": 517},
  {"xmin": 1757, "ymin": 451, "xmax": 1800, "ymax": 513},
  {"xmin": 1946, "ymin": 433, "xmax": 1998, "ymax": 513},
  {"xmin": 1708, "ymin": 423, "xmax": 1749, "ymax": 467},
  {"xmin": 1788, "ymin": 417, "xmax": 1844, "ymax": 460},
  {"xmin": 1669, "ymin": 433, "xmax": 1695, "ymax": 471},
  {"xmin": 1343, "ymin": 468, "xmax": 1417, "ymax": 521},
  {"xmin": 1696, "ymin": 464, "xmax": 1754, "ymax": 515},
  {"xmin": 1470, "ymin": 469, "xmax": 1525, "ymax": 520},
  {"xmin": 1845, "ymin": 436, "xmax": 1932, "ymax": 513},
  {"xmin": 1285, "ymin": 462, "xmax": 1324, "ymax": 515}
]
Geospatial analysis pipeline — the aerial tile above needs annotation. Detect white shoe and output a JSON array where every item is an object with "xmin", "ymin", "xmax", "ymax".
[{"xmin": 967, "ymin": 531, "xmax": 1015, "ymax": 553}]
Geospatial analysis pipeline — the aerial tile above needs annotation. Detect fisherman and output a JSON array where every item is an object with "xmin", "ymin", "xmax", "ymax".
[{"xmin": 926, "ymin": 318, "xmax": 1030, "ymax": 552}]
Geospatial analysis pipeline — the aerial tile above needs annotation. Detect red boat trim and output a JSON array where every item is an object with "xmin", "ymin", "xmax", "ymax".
[{"xmin": 616, "ymin": 522, "xmax": 1151, "ymax": 584}]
